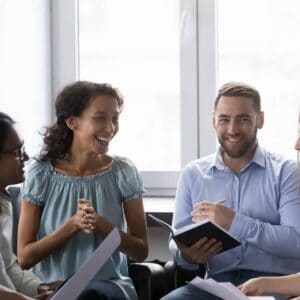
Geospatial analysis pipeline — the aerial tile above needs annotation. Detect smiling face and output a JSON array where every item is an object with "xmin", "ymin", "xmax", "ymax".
[
  {"xmin": 213, "ymin": 96, "xmax": 264, "ymax": 164},
  {"xmin": 0, "ymin": 127, "xmax": 29, "ymax": 193},
  {"xmin": 66, "ymin": 95, "xmax": 121, "ymax": 156}
]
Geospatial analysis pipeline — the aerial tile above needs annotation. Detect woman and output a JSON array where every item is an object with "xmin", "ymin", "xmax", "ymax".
[
  {"xmin": 0, "ymin": 112, "xmax": 57, "ymax": 299},
  {"xmin": 239, "ymin": 127, "xmax": 300, "ymax": 298},
  {"xmin": 17, "ymin": 81, "xmax": 148, "ymax": 299}
]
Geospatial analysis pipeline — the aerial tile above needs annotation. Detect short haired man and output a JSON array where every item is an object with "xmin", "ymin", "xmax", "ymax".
[{"xmin": 162, "ymin": 82, "xmax": 300, "ymax": 300}]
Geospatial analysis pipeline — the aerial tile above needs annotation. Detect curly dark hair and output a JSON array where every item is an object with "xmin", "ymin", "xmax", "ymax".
[
  {"xmin": 0, "ymin": 112, "xmax": 15, "ymax": 153},
  {"xmin": 39, "ymin": 81, "xmax": 124, "ymax": 163}
]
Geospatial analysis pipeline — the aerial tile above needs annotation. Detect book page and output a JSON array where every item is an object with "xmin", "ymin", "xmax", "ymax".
[
  {"xmin": 148, "ymin": 213, "xmax": 174, "ymax": 235},
  {"xmin": 190, "ymin": 276, "xmax": 246, "ymax": 300}
]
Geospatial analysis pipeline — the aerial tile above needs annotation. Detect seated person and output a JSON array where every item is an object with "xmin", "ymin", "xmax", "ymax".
[
  {"xmin": 162, "ymin": 82, "xmax": 300, "ymax": 300},
  {"xmin": 0, "ymin": 112, "xmax": 58, "ymax": 299},
  {"xmin": 239, "ymin": 123, "xmax": 300, "ymax": 298},
  {"xmin": 17, "ymin": 81, "xmax": 149, "ymax": 300}
]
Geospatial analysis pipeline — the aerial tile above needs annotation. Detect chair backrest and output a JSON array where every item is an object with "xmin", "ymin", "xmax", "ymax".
[{"xmin": 5, "ymin": 184, "xmax": 21, "ymax": 254}]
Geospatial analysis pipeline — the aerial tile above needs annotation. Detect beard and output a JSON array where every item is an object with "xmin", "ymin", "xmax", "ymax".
[{"xmin": 218, "ymin": 132, "xmax": 258, "ymax": 159}]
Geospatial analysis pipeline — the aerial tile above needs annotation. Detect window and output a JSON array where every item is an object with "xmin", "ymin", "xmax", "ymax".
[
  {"xmin": 51, "ymin": 0, "xmax": 299, "ymax": 197},
  {"xmin": 218, "ymin": 0, "xmax": 300, "ymax": 160},
  {"xmin": 0, "ymin": 1, "xmax": 51, "ymax": 156}
]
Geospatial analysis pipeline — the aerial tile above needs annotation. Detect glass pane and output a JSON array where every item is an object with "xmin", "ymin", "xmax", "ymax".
[
  {"xmin": 0, "ymin": 1, "xmax": 50, "ymax": 157},
  {"xmin": 79, "ymin": 0, "xmax": 180, "ymax": 171},
  {"xmin": 218, "ymin": 0, "xmax": 300, "ymax": 160}
]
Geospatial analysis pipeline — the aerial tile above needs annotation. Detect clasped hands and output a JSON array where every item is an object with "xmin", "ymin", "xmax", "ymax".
[
  {"xmin": 74, "ymin": 199, "xmax": 97, "ymax": 234},
  {"xmin": 176, "ymin": 200, "xmax": 235, "ymax": 264}
]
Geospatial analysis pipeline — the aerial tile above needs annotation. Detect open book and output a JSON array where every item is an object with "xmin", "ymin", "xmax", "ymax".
[
  {"xmin": 148, "ymin": 214, "xmax": 240, "ymax": 252},
  {"xmin": 190, "ymin": 276, "xmax": 275, "ymax": 300}
]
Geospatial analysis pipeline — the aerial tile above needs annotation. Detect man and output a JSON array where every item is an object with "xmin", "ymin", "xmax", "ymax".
[{"xmin": 162, "ymin": 82, "xmax": 300, "ymax": 299}]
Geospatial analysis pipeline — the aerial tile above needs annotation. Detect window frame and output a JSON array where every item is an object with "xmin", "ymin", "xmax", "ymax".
[{"xmin": 50, "ymin": 0, "xmax": 217, "ymax": 197}]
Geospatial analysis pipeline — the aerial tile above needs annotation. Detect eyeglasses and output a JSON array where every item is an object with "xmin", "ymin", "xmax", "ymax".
[{"xmin": 1, "ymin": 143, "xmax": 26, "ymax": 161}]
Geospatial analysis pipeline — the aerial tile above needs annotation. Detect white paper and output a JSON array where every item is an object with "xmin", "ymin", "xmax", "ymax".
[
  {"xmin": 51, "ymin": 227, "xmax": 121, "ymax": 300},
  {"xmin": 190, "ymin": 276, "xmax": 259, "ymax": 300}
]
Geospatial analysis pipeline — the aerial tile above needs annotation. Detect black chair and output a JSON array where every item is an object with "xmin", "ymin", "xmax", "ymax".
[
  {"xmin": 164, "ymin": 260, "xmax": 206, "ymax": 292},
  {"xmin": 7, "ymin": 185, "xmax": 167, "ymax": 300}
]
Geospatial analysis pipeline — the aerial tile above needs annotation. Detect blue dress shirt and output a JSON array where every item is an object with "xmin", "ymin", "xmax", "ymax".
[{"xmin": 170, "ymin": 145, "xmax": 300, "ymax": 276}]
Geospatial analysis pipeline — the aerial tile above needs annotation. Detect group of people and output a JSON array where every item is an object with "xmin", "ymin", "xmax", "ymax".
[{"xmin": 0, "ymin": 80, "xmax": 299, "ymax": 300}]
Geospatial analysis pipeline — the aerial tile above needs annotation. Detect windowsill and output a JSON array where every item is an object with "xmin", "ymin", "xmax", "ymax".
[{"xmin": 144, "ymin": 197, "xmax": 174, "ymax": 226}]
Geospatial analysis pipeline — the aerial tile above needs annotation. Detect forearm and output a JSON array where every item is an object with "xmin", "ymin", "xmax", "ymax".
[
  {"xmin": 261, "ymin": 275, "xmax": 300, "ymax": 296},
  {"xmin": 94, "ymin": 215, "xmax": 148, "ymax": 262},
  {"xmin": 230, "ymin": 213, "xmax": 300, "ymax": 258},
  {"xmin": 7, "ymin": 259, "xmax": 40, "ymax": 296},
  {"xmin": 18, "ymin": 218, "xmax": 79, "ymax": 269},
  {"xmin": 0, "ymin": 285, "xmax": 33, "ymax": 300}
]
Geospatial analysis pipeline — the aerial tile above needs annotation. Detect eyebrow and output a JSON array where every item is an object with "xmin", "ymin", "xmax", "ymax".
[{"xmin": 217, "ymin": 114, "xmax": 251, "ymax": 118}]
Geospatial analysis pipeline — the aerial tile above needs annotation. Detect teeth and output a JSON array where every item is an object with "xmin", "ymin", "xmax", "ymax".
[
  {"xmin": 97, "ymin": 136, "xmax": 110, "ymax": 142},
  {"xmin": 228, "ymin": 137, "xmax": 239, "ymax": 142}
]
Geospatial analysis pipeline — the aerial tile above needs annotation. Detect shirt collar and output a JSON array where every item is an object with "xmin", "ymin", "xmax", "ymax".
[{"xmin": 210, "ymin": 143, "xmax": 266, "ymax": 171}]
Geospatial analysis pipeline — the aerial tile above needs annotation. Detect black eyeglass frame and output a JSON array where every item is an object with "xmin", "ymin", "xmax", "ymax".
[{"xmin": 1, "ymin": 143, "xmax": 26, "ymax": 161}]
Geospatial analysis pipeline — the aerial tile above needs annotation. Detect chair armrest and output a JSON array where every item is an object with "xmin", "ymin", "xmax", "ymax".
[
  {"xmin": 164, "ymin": 260, "xmax": 206, "ymax": 290},
  {"xmin": 129, "ymin": 262, "xmax": 167, "ymax": 300}
]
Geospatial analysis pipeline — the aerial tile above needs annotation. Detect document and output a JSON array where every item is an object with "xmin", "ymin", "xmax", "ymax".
[
  {"xmin": 148, "ymin": 213, "xmax": 240, "ymax": 252},
  {"xmin": 50, "ymin": 227, "xmax": 121, "ymax": 300},
  {"xmin": 190, "ymin": 276, "xmax": 275, "ymax": 300}
]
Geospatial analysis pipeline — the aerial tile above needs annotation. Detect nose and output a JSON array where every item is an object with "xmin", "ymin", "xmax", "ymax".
[
  {"xmin": 227, "ymin": 119, "xmax": 239, "ymax": 135},
  {"xmin": 22, "ymin": 151, "xmax": 30, "ymax": 162},
  {"xmin": 104, "ymin": 120, "xmax": 115, "ymax": 134}
]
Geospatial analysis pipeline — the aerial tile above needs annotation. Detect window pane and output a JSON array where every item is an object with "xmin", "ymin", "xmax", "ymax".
[
  {"xmin": 218, "ymin": 0, "xmax": 299, "ymax": 160},
  {"xmin": 0, "ymin": 1, "xmax": 51, "ymax": 157},
  {"xmin": 79, "ymin": 0, "xmax": 180, "ymax": 171}
]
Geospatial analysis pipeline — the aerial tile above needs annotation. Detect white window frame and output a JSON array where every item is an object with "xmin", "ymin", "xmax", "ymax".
[{"xmin": 50, "ymin": 0, "xmax": 217, "ymax": 197}]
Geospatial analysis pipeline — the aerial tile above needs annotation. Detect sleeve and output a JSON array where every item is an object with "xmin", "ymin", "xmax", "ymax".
[
  {"xmin": 0, "ymin": 232, "xmax": 40, "ymax": 297},
  {"xmin": 20, "ymin": 161, "xmax": 50, "ymax": 207},
  {"xmin": 6, "ymin": 254, "xmax": 40, "ymax": 297},
  {"xmin": 114, "ymin": 157, "xmax": 145, "ymax": 202},
  {"xmin": 229, "ymin": 160, "xmax": 300, "ymax": 258},
  {"xmin": 169, "ymin": 164, "xmax": 199, "ymax": 270}
]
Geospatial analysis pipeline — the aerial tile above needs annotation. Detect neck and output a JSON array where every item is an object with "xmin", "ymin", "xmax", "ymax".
[{"xmin": 222, "ymin": 142, "xmax": 258, "ymax": 173}]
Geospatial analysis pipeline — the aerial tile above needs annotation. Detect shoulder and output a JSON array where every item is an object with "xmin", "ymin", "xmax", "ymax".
[
  {"xmin": 112, "ymin": 155, "xmax": 140, "ymax": 173},
  {"xmin": 182, "ymin": 153, "xmax": 215, "ymax": 175},
  {"xmin": 25, "ymin": 159, "xmax": 51, "ymax": 178}
]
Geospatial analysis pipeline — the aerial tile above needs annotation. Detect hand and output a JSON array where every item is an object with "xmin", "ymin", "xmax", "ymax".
[
  {"xmin": 73, "ymin": 199, "xmax": 97, "ymax": 233},
  {"xmin": 176, "ymin": 237, "xmax": 222, "ymax": 264},
  {"xmin": 191, "ymin": 200, "xmax": 235, "ymax": 230},
  {"xmin": 38, "ymin": 281, "xmax": 62, "ymax": 293},
  {"xmin": 238, "ymin": 277, "xmax": 266, "ymax": 296}
]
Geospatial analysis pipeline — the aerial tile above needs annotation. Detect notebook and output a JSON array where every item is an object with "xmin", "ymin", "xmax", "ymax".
[{"xmin": 50, "ymin": 227, "xmax": 121, "ymax": 300}]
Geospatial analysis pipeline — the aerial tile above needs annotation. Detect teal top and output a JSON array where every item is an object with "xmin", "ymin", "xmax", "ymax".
[{"xmin": 20, "ymin": 156, "xmax": 145, "ymax": 299}]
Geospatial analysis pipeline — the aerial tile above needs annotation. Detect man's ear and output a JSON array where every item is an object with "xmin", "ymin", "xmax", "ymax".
[
  {"xmin": 212, "ymin": 111, "xmax": 217, "ymax": 129},
  {"xmin": 65, "ymin": 117, "xmax": 78, "ymax": 131},
  {"xmin": 257, "ymin": 111, "xmax": 264, "ymax": 129}
]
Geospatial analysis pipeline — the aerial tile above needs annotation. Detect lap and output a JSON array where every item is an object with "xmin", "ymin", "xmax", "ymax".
[
  {"xmin": 77, "ymin": 280, "xmax": 128, "ymax": 300},
  {"xmin": 160, "ymin": 283, "xmax": 223, "ymax": 300}
]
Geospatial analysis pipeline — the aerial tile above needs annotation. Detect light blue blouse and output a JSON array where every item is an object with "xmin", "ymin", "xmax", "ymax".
[{"xmin": 20, "ymin": 156, "xmax": 145, "ymax": 298}]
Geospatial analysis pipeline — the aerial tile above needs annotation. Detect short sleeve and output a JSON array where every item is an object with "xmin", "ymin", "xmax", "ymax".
[
  {"xmin": 20, "ymin": 161, "xmax": 50, "ymax": 207},
  {"xmin": 113, "ymin": 157, "xmax": 145, "ymax": 202}
]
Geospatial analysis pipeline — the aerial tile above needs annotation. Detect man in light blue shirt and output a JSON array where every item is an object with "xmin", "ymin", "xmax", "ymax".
[{"xmin": 162, "ymin": 82, "xmax": 300, "ymax": 300}]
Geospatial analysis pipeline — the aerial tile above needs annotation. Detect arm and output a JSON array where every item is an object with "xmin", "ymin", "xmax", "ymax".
[
  {"xmin": 169, "ymin": 166, "xmax": 222, "ymax": 269},
  {"xmin": 229, "ymin": 163, "xmax": 300, "ymax": 258},
  {"xmin": 17, "ymin": 200, "xmax": 90, "ymax": 269},
  {"xmin": 239, "ymin": 273, "xmax": 300, "ymax": 296},
  {"xmin": 0, "ymin": 285, "xmax": 32, "ymax": 300},
  {"xmin": 93, "ymin": 196, "xmax": 148, "ymax": 262}
]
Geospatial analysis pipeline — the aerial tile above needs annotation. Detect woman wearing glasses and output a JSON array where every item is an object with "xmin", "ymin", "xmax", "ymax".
[
  {"xmin": 239, "ymin": 118, "xmax": 300, "ymax": 299},
  {"xmin": 0, "ymin": 112, "xmax": 58, "ymax": 300}
]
